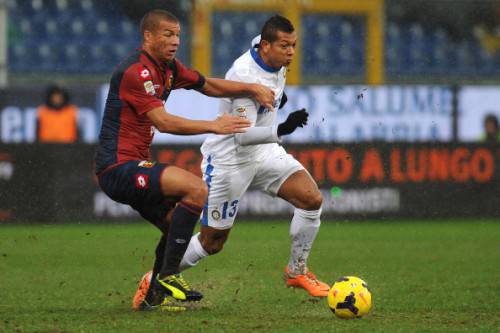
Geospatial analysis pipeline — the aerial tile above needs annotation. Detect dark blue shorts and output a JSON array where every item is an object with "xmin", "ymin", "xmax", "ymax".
[{"xmin": 98, "ymin": 161, "xmax": 177, "ymax": 232}]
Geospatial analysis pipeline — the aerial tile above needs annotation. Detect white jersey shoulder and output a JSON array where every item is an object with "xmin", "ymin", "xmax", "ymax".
[{"xmin": 201, "ymin": 45, "xmax": 288, "ymax": 165}]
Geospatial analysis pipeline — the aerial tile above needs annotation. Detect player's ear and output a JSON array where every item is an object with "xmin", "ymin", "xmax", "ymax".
[
  {"xmin": 143, "ymin": 30, "xmax": 153, "ymax": 43},
  {"xmin": 260, "ymin": 40, "xmax": 271, "ymax": 53}
]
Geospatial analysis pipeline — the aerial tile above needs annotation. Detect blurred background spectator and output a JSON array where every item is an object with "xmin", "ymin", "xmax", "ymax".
[
  {"xmin": 482, "ymin": 113, "xmax": 500, "ymax": 144},
  {"xmin": 37, "ymin": 84, "xmax": 79, "ymax": 143}
]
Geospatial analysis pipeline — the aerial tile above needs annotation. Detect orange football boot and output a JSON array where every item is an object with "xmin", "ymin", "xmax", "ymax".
[
  {"xmin": 132, "ymin": 271, "xmax": 152, "ymax": 310},
  {"xmin": 284, "ymin": 266, "xmax": 330, "ymax": 297}
]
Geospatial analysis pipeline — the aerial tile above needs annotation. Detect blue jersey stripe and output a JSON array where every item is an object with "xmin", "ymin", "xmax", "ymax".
[{"xmin": 201, "ymin": 156, "xmax": 214, "ymax": 226}]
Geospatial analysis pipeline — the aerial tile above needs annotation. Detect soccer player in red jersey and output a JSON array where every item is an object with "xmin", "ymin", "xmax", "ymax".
[{"xmin": 95, "ymin": 9, "xmax": 274, "ymax": 311}]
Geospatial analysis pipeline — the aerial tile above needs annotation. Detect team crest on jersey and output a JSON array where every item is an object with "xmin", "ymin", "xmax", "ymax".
[
  {"xmin": 138, "ymin": 161, "xmax": 156, "ymax": 168},
  {"xmin": 211, "ymin": 209, "xmax": 221, "ymax": 220},
  {"xmin": 144, "ymin": 81, "xmax": 155, "ymax": 95}
]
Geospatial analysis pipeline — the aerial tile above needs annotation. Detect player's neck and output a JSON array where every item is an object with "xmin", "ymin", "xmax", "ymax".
[
  {"xmin": 257, "ymin": 50, "xmax": 281, "ymax": 71},
  {"xmin": 142, "ymin": 45, "xmax": 168, "ymax": 65}
]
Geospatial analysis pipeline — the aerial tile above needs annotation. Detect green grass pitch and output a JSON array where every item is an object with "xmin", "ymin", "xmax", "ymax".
[{"xmin": 1, "ymin": 220, "xmax": 499, "ymax": 332}]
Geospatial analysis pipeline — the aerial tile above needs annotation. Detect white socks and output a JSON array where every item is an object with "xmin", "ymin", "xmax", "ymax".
[
  {"xmin": 179, "ymin": 232, "xmax": 208, "ymax": 271},
  {"xmin": 180, "ymin": 209, "xmax": 321, "ymax": 274},
  {"xmin": 288, "ymin": 208, "xmax": 321, "ymax": 275}
]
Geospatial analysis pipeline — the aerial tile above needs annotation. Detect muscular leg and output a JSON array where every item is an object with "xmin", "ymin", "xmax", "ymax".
[
  {"xmin": 157, "ymin": 166, "xmax": 207, "ymax": 278},
  {"xmin": 278, "ymin": 170, "xmax": 322, "ymax": 211},
  {"xmin": 179, "ymin": 226, "xmax": 231, "ymax": 271},
  {"xmin": 278, "ymin": 170, "xmax": 323, "ymax": 275}
]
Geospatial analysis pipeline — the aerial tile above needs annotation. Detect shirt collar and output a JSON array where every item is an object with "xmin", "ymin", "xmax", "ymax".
[
  {"xmin": 250, "ymin": 47, "xmax": 281, "ymax": 73},
  {"xmin": 140, "ymin": 48, "xmax": 171, "ymax": 72}
]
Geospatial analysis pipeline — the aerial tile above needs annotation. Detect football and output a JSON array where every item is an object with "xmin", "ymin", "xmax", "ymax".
[{"xmin": 327, "ymin": 276, "xmax": 372, "ymax": 319}]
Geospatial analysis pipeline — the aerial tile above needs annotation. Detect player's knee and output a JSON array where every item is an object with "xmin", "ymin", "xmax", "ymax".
[
  {"xmin": 200, "ymin": 238, "xmax": 225, "ymax": 255},
  {"xmin": 186, "ymin": 182, "xmax": 208, "ymax": 208},
  {"xmin": 200, "ymin": 230, "xmax": 228, "ymax": 255},
  {"xmin": 301, "ymin": 191, "xmax": 323, "ymax": 210}
]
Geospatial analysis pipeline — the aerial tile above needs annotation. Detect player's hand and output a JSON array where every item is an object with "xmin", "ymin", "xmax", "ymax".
[
  {"xmin": 277, "ymin": 108, "xmax": 309, "ymax": 136},
  {"xmin": 252, "ymin": 84, "xmax": 275, "ymax": 111},
  {"xmin": 212, "ymin": 113, "xmax": 251, "ymax": 134}
]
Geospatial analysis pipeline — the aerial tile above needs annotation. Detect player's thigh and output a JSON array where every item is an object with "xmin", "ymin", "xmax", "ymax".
[
  {"xmin": 98, "ymin": 160, "xmax": 169, "ymax": 205},
  {"xmin": 252, "ymin": 146, "xmax": 305, "ymax": 197},
  {"xmin": 159, "ymin": 165, "xmax": 207, "ymax": 201},
  {"xmin": 200, "ymin": 157, "xmax": 254, "ymax": 230},
  {"xmin": 97, "ymin": 160, "xmax": 176, "ymax": 231},
  {"xmin": 277, "ymin": 170, "xmax": 323, "ymax": 210}
]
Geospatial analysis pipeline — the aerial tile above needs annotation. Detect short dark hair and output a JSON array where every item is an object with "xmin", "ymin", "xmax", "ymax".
[
  {"xmin": 260, "ymin": 15, "xmax": 294, "ymax": 43},
  {"xmin": 140, "ymin": 9, "xmax": 179, "ymax": 34}
]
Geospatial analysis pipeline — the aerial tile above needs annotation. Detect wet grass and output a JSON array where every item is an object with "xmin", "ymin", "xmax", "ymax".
[{"xmin": 1, "ymin": 219, "xmax": 499, "ymax": 332}]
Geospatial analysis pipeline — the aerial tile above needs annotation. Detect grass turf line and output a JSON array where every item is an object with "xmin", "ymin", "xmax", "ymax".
[{"xmin": 0, "ymin": 220, "xmax": 499, "ymax": 333}]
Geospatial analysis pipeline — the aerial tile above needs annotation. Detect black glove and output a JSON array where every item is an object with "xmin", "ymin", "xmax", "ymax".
[{"xmin": 277, "ymin": 108, "xmax": 308, "ymax": 136}]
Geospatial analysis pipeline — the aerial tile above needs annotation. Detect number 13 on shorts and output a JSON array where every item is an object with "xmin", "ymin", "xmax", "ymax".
[{"xmin": 204, "ymin": 199, "xmax": 239, "ymax": 229}]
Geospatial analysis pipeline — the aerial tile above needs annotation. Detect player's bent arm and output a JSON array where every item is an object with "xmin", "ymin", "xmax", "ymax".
[
  {"xmin": 146, "ymin": 107, "xmax": 250, "ymax": 135},
  {"xmin": 201, "ymin": 78, "xmax": 275, "ymax": 111}
]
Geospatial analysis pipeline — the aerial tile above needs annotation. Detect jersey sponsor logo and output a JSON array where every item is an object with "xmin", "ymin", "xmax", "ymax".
[
  {"xmin": 144, "ymin": 81, "xmax": 155, "ymax": 95},
  {"xmin": 211, "ymin": 209, "xmax": 221, "ymax": 220},
  {"xmin": 138, "ymin": 161, "xmax": 156, "ymax": 168},
  {"xmin": 135, "ymin": 174, "xmax": 149, "ymax": 189}
]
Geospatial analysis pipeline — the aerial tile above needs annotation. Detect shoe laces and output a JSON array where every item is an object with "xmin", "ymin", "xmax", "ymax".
[
  {"xmin": 306, "ymin": 271, "xmax": 318, "ymax": 280},
  {"xmin": 173, "ymin": 274, "xmax": 191, "ymax": 291},
  {"xmin": 302, "ymin": 272, "xmax": 320, "ymax": 286}
]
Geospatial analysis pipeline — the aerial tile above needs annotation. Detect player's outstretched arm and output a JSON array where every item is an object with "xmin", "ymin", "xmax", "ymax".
[
  {"xmin": 146, "ymin": 107, "xmax": 250, "ymax": 135},
  {"xmin": 201, "ymin": 78, "xmax": 275, "ymax": 111},
  {"xmin": 235, "ymin": 108, "xmax": 309, "ymax": 146}
]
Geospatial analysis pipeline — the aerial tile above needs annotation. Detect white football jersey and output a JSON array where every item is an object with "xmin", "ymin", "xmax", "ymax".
[{"xmin": 201, "ymin": 36, "xmax": 287, "ymax": 165}]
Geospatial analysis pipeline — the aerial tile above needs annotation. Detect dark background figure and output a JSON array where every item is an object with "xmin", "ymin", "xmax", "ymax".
[
  {"xmin": 37, "ymin": 85, "xmax": 79, "ymax": 143},
  {"xmin": 483, "ymin": 113, "xmax": 500, "ymax": 143}
]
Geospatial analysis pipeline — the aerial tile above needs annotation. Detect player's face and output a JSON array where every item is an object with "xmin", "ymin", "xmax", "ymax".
[
  {"xmin": 267, "ymin": 31, "xmax": 297, "ymax": 67},
  {"xmin": 147, "ymin": 20, "xmax": 181, "ymax": 62}
]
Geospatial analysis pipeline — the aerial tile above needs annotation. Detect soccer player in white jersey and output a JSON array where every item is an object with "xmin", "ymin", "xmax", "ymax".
[{"xmin": 132, "ymin": 15, "xmax": 329, "ymax": 304}]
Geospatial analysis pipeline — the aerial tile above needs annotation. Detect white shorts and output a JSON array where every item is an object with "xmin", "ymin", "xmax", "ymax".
[{"xmin": 201, "ymin": 145, "xmax": 304, "ymax": 229}]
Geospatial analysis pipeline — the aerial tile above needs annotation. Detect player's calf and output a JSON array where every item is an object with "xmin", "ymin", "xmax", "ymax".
[{"xmin": 199, "ymin": 227, "xmax": 230, "ymax": 255}]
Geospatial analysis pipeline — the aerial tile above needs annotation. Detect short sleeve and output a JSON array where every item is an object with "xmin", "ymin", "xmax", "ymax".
[
  {"xmin": 120, "ymin": 65, "xmax": 164, "ymax": 115},
  {"xmin": 173, "ymin": 59, "xmax": 206, "ymax": 90}
]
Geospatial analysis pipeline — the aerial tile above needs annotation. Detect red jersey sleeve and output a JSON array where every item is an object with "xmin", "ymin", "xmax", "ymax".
[
  {"xmin": 120, "ymin": 64, "xmax": 164, "ymax": 115},
  {"xmin": 173, "ymin": 59, "xmax": 206, "ymax": 90}
]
